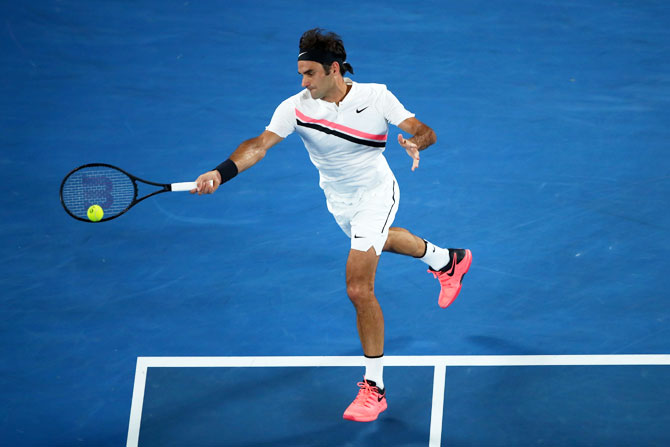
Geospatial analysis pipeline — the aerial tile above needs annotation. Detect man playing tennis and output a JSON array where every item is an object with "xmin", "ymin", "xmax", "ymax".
[{"xmin": 193, "ymin": 28, "xmax": 472, "ymax": 422}]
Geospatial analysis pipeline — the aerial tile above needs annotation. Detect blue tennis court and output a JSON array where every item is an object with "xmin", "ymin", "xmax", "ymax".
[{"xmin": 2, "ymin": 0, "xmax": 669, "ymax": 445}]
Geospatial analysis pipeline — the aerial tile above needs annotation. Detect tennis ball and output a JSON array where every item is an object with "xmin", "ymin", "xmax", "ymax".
[{"xmin": 87, "ymin": 204, "xmax": 104, "ymax": 222}]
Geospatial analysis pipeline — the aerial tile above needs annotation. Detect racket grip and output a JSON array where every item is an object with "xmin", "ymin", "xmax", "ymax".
[{"xmin": 171, "ymin": 180, "xmax": 213, "ymax": 192}]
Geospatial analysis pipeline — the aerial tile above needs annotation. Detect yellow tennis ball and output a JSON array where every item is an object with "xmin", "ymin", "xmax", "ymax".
[{"xmin": 87, "ymin": 205, "xmax": 104, "ymax": 222}]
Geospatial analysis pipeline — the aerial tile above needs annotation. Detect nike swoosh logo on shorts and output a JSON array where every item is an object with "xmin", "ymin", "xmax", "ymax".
[{"xmin": 354, "ymin": 234, "xmax": 364, "ymax": 238}]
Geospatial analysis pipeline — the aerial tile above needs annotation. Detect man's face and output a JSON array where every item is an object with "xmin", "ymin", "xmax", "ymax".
[{"xmin": 298, "ymin": 60, "xmax": 334, "ymax": 99}]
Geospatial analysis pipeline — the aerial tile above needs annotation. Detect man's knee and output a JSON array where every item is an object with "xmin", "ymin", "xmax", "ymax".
[
  {"xmin": 382, "ymin": 228, "xmax": 402, "ymax": 252},
  {"xmin": 383, "ymin": 227, "xmax": 423, "ymax": 256},
  {"xmin": 346, "ymin": 280, "xmax": 375, "ymax": 307}
]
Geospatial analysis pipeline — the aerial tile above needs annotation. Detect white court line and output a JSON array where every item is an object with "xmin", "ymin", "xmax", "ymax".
[
  {"xmin": 428, "ymin": 365, "xmax": 446, "ymax": 447},
  {"xmin": 127, "ymin": 355, "xmax": 670, "ymax": 447},
  {"xmin": 127, "ymin": 359, "xmax": 148, "ymax": 447}
]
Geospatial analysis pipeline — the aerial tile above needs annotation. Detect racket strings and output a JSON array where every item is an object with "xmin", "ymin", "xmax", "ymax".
[{"xmin": 61, "ymin": 167, "xmax": 135, "ymax": 219}]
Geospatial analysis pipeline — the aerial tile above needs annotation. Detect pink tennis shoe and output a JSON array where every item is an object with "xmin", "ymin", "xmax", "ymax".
[
  {"xmin": 343, "ymin": 379, "xmax": 387, "ymax": 422},
  {"xmin": 429, "ymin": 248, "xmax": 472, "ymax": 308}
]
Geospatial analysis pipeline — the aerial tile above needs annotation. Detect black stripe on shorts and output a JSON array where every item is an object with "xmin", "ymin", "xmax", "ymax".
[{"xmin": 381, "ymin": 180, "xmax": 396, "ymax": 233}]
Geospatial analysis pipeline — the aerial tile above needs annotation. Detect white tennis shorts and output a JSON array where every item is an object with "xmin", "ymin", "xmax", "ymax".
[{"xmin": 324, "ymin": 174, "xmax": 399, "ymax": 256}]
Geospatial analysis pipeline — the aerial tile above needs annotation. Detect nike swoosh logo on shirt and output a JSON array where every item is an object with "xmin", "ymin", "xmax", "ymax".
[
  {"xmin": 354, "ymin": 234, "xmax": 364, "ymax": 238},
  {"xmin": 356, "ymin": 107, "xmax": 368, "ymax": 113}
]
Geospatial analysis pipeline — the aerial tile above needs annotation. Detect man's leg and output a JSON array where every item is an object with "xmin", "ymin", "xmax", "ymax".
[
  {"xmin": 384, "ymin": 226, "xmax": 473, "ymax": 308},
  {"xmin": 382, "ymin": 227, "xmax": 428, "ymax": 257},
  {"xmin": 342, "ymin": 246, "xmax": 388, "ymax": 422},
  {"xmin": 346, "ymin": 246, "xmax": 383, "ymax": 357}
]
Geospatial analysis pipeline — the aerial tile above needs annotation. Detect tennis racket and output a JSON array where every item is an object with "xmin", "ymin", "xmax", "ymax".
[{"xmin": 60, "ymin": 163, "xmax": 209, "ymax": 222}]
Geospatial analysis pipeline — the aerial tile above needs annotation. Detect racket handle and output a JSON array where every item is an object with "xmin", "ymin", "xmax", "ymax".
[{"xmin": 170, "ymin": 180, "xmax": 213, "ymax": 192}]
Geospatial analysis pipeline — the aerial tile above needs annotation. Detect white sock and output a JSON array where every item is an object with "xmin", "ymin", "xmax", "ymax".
[
  {"xmin": 420, "ymin": 240, "xmax": 451, "ymax": 271},
  {"xmin": 364, "ymin": 355, "xmax": 384, "ymax": 390}
]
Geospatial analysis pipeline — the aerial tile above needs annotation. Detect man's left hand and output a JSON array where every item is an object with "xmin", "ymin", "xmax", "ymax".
[{"xmin": 398, "ymin": 133, "xmax": 420, "ymax": 171}]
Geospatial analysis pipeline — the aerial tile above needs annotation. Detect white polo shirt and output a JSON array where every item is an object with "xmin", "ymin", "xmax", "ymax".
[{"xmin": 266, "ymin": 79, "xmax": 414, "ymax": 195}]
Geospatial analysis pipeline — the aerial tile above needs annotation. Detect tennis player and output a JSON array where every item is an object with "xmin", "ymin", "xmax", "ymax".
[{"xmin": 193, "ymin": 28, "xmax": 472, "ymax": 422}]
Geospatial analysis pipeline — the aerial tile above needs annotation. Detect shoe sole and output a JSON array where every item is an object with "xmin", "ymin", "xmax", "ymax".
[
  {"xmin": 343, "ymin": 401, "xmax": 387, "ymax": 422},
  {"xmin": 343, "ymin": 406, "xmax": 387, "ymax": 422}
]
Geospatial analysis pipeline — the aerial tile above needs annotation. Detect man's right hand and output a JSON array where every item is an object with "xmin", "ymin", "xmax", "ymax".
[{"xmin": 191, "ymin": 170, "xmax": 222, "ymax": 195}]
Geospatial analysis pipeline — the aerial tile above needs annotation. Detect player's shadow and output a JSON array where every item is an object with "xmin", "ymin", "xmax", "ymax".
[
  {"xmin": 465, "ymin": 335, "xmax": 544, "ymax": 355},
  {"xmin": 139, "ymin": 366, "xmax": 431, "ymax": 446}
]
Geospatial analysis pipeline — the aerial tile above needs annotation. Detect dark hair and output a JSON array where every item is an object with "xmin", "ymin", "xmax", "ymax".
[{"xmin": 299, "ymin": 28, "xmax": 354, "ymax": 76}]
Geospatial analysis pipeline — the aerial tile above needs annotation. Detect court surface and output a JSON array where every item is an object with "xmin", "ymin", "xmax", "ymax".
[{"xmin": 2, "ymin": 1, "xmax": 669, "ymax": 446}]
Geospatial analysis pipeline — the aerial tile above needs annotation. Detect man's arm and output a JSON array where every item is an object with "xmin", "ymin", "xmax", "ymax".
[
  {"xmin": 191, "ymin": 130, "xmax": 284, "ymax": 194},
  {"xmin": 396, "ymin": 117, "xmax": 437, "ymax": 171}
]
